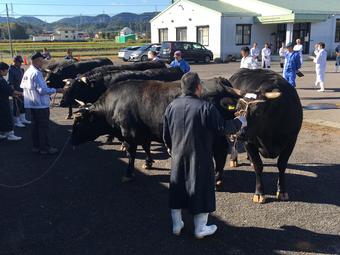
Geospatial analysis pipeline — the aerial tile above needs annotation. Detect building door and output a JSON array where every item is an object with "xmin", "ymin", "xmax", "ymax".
[
  {"xmin": 276, "ymin": 24, "xmax": 287, "ymax": 53},
  {"xmin": 293, "ymin": 23, "xmax": 311, "ymax": 54}
]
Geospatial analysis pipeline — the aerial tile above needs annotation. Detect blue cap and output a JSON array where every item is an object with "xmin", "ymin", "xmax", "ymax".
[
  {"xmin": 31, "ymin": 52, "xmax": 44, "ymax": 60},
  {"xmin": 286, "ymin": 42, "xmax": 294, "ymax": 48}
]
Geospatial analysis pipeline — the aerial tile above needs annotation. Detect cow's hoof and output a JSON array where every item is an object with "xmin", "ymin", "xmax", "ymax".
[
  {"xmin": 120, "ymin": 144, "xmax": 126, "ymax": 151},
  {"xmin": 143, "ymin": 162, "xmax": 153, "ymax": 169},
  {"xmin": 229, "ymin": 160, "xmax": 238, "ymax": 168},
  {"xmin": 121, "ymin": 176, "xmax": 133, "ymax": 183},
  {"xmin": 65, "ymin": 115, "xmax": 73, "ymax": 120},
  {"xmin": 276, "ymin": 192, "xmax": 289, "ymax": 201},
  {"xmin": 252, "ymin": 194, "xmax": 266, "ymax": 204},
  {"xmin": 215, "ymin": 180, "xmax": 223, "ymax": 191}
]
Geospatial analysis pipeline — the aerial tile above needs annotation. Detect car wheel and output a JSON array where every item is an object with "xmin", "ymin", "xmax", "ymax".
[
  {"xmin": 141, "ymin": 55, "xmax": 148, "ymax": 62},
  {"xmin": 204, "ymin": 55, "xmax": 211, "ymax": 63}
]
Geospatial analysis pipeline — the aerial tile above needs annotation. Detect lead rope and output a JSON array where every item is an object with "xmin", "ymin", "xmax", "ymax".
[
  {"xmin": 231, "ymin": 98, "xmax": 266, "ymax": 153},
  {"xmin": 0, "ymin": 136, "xmax": 70, "ymax": 189}
]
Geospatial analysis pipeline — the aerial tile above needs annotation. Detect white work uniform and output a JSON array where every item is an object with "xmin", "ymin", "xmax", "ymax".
[
  {"xmin": 313, "ymin": 48, "xmax": 327, "ymax": 84},
  {"xmin": 261, "ymin": 48, "xmax": 271, "ymax": 68},
  {"xmin": 20, "ymin": 65, "xmax": 56, "ymax": 109},
  {"xmin": 250, "ymin": 47, "xmax": 260, "ymax": 59},
  {"xmin": 240, "ymin": 56, "xmax": 257, "ymax": 69},
  {"xmin": 293, "ymin": 44, "xmax": 303, "ymax": 65}
]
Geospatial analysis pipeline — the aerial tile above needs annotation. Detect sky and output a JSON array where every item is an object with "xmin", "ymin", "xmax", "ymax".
[{"xmin": 0, "ymin": 0, "xmax": 172, "ymax": 22}]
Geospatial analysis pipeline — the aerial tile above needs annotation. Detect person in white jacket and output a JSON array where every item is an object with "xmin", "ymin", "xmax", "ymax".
[
  {"xmin": 240, "ymin": 46, "xmax": 257, "ymax": 69},
  {"xmin": 312, "ymin": 42, "xmax": 327, "ymax": 92},
  {"xmin": 293, "ymin": 39, "xmax": 304, "ymax": 66},
  {"xmin": 20, "ymin": 52, "xmax": 63, "ymax": 154},
  {"xmin": 261, "ymin": 43, "xmax": 271, "ymax": 69}
]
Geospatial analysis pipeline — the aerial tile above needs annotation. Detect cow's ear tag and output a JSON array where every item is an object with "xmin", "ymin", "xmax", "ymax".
[
  {"xmin": 228, "ymin": 105, "xmax": 236, "ymax": 111},
  {"xmin": 245, "ymin": 93, "xmax": 257, "ymax": 99}
]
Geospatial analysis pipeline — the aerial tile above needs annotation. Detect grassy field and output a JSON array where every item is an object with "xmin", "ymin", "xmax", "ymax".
[{"xmin": 0, "ymin": 40, "xmax": 148, "ymax": 63}]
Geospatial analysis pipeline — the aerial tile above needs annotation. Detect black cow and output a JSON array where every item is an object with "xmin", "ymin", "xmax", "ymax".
[
  {"xmin": 71, "ymin": 78, "xmax": 239, "ymax": 187},
  {"xmin": 44, "ymin": 57, "xmax": 113, "ymax": 88},
  {"xmin": 60, "ymin": 67, "xmax": 184, "ymax": 109},
  {"xmin": 228, "ymin": 69, "xmax": 303, "ymax": 203}
]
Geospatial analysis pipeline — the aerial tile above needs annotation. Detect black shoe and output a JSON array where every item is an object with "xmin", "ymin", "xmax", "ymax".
[{"xmin": 40, "ymin": 147, "xmax": 59, "ymax": 155}]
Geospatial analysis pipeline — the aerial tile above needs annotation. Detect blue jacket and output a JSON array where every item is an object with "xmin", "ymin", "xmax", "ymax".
[
  {"xmin": 170, "ymin": 59, "xmax": 190, "ymax": 73},
  {"xmin": 283, "ymin": 51, "xmax": 301, "ymax": 74}
]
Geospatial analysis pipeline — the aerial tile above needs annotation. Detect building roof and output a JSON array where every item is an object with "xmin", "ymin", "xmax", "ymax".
[
  {"xmin": 259, "ymin": 0, "xmax": 340, "ymax": 14},
  {"xmin": 152, "ymin": 0, "xmax": 340, "ymax": 24},
  {"xmin": 188, "ymin": 0, "xmax": 258, "ymax": 16}
]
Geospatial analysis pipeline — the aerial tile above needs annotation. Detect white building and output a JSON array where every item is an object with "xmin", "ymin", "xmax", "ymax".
[
  {"xmin": 51, "ymin": 29, "xmax": 87, "ymax": 41},
  {"xmin": 32, "ymin": 34, "xmax": 53, "ymax": 42},
  {"xmin": 120, "ymin": 27, "xmax": 133, "ymax": 36},
  {"xmin": 151, "ymin": 0, "xmax": 340, "ymax": 60}
]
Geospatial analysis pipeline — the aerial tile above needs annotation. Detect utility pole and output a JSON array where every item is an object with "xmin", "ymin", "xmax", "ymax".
[{"xmin": 6, "ymin": 3, "xmax": 14, "ymax": 58}]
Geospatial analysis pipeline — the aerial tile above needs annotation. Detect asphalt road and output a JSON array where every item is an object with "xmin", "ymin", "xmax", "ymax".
[{"xmin": 0, "ymin": 62, "xmax": 340, "ymax": 255}]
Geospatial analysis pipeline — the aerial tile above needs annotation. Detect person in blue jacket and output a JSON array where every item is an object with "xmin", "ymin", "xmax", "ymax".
[
  {"xmin": 169, "ymin": 51, "xmax": 190, "ymax": 73},
  {"xmin": 283, "ymin": 42, "xmax": 301, "ymax": 87}
]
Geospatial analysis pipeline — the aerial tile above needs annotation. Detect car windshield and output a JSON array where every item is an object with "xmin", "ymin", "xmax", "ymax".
[
  {"xmin": 161, "ymin": 42, "xmax": 170, "ymax": 49},
  {"xmin": 138, "ymin": 44, "xmax": 151, "ymax": 51},
  {"xmin": 127, "ymin": 46, "xmax": 140, "ymax": 50}
]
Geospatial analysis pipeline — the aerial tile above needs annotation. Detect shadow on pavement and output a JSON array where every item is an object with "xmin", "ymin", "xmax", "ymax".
[{"xmin": 0, "ymin": 121, "xmax": 339, "ymax": 255}]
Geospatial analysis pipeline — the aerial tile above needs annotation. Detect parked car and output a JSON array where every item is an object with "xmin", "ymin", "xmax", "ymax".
[
  {"xmin": 129, "ymin": 44, "xmax": 161, "ymax": 62},
  {"xmin": 118, "ymin": 46, "xmax": 141, "ymax": 61},
  {"xmin": 158, "ymin": 41, "xmax": 213, "ymax": 63}
]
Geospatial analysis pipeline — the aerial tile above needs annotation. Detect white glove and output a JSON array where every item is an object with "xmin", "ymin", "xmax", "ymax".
[{"xmin": 236, "ymin": 116, "xmax": 247, "ymax": 128}]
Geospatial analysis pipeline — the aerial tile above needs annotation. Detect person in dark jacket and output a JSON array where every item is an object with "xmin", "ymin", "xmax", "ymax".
[
  {"xmin": 8, "ymin": 55, "xmax": 31, "ymax": 127},
  {"xmin": 163, "ymin": 72, "xmax": 246, "ymax": 239},
  {"xmin": 0, "ymin": 62, "xmax": 22, "ymax": 141}
]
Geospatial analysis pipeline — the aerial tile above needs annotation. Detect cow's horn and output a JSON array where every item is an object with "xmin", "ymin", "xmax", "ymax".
[
  {"xmin": 225, "ymin": 87, "xmax": 243, "ymax": 97},
  {"xmin": 80, "ymin": 77, "xmax": 87, "ymax": 84},
  {"xmin": 44, "ymin": 69, "xmax": 52, "ymax": 73},
  {"xmin": 265, "ymin": 92, "xmax": 281, "ymax": 99},
  {"xmin": 75, "ymin": 99, "xmax": 86, "ymax": 106},
  {"xmin": 63, "ymin": 79, "xmax": 71, "ymax": 83}
]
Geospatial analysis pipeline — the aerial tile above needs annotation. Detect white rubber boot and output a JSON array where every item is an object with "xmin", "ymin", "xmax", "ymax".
[
  {"xmin": 171, "ymin": 209, "xmax": 184, "ymax": 236},
  {"xmin": 20, "ymin": 113, "xmax": 31, "ymax": 124},
  {"xmin": 14, "ymin": 117, "xmax": 25, "ymax": 128},
  {"xmin": 194, "ymin": 213, "xmax": 217, "ymax": 239},
  {"xmin": 335, "ymin": 65, "xmax": 339, "ymax": 73},
  {"xmin": 5, "ymin": 131, "xmax": 22, "ymax": 141},
  {"xmin": 317, "ymin": 82, "xmax": 325, "ymax": 92}
]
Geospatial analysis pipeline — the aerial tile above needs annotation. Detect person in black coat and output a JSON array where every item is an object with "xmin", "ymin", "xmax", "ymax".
[
  {"xmin": 0, "ymin": 62, "xmax": 22, "ymax": 141},
  {"xmin": 163, "ymin": 72, "xmax": 247, "ymax": 239},
  {"xmin": 8, "ymin": 55, "xmax": 31, "ymax": 127}
]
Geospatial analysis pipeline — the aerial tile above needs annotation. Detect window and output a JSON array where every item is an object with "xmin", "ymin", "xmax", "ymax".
[
  {"xmin": 158, "ymin": 28, "xmax": 168, "ymax": 43},
  {"xmin": 235, "ymin": 24, "xmax": 251, "ymax": 45},
  {"xmin": 65, "ymin": 35, "xmax": 68, "ymax": 38},
  {"xmin": 193, "ymin": 43, "xmax": 203, "ymax": 50},
  {"xmin": 336, "ymin": 19, "xmax": 340, "ymax": 42},
  {"xmin": 176, "ymin": 27, "xmax": 187, "ymax": 41},
  {"xmin": 197, "ymin": 26, "xmax": 209, "ymax": 46},
  {"xmin": 182, "ymin": 43, "xmax": 192, "ymax": 50},
  {"xmin": 65, "ymin": 30, "xmax": 68, "ymax": 33}
]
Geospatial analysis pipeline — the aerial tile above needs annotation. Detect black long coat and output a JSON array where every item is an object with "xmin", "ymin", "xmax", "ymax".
[
  {"xmin": 163, "ymin": 95, "xmax": 241, "ymax": 214},
  {"xmin": 0, "ymin": 76, "xmax": 14, "ymax": 132}
]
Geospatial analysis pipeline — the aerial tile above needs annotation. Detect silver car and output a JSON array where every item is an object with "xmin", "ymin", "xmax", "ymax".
[
  {"xmin": 118, "ymin": 46, "xmax": 141, "ymax": 62},
  {"xmin": 129, "ymin": 44, "xmax": 161, "ymax": 62}
]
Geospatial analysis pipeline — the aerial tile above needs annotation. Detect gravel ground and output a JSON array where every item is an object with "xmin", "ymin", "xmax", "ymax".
[{"xmin": 0, "ymin": 62, "xmax": 340, "ymax": 255}]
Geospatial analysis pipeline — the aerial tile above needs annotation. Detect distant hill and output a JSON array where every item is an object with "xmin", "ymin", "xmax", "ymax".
[{"xmin": 0, "ymin": 12, "xmax": 159, "ymax": 39}]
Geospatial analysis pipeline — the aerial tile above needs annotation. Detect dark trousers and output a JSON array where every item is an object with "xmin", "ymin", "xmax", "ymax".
[
  {"xmin": 12, "ymin": 97, "xmax": 25, "ymax": 116},
  {"xmin": 29, "ymin": 108, "xmax": 50, "ymax": 151}
]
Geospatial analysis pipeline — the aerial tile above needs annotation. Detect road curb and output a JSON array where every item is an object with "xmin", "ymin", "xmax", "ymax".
[{"xmin": 303, "ymin": 118, "xmax": 340, "ymax": 129}]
